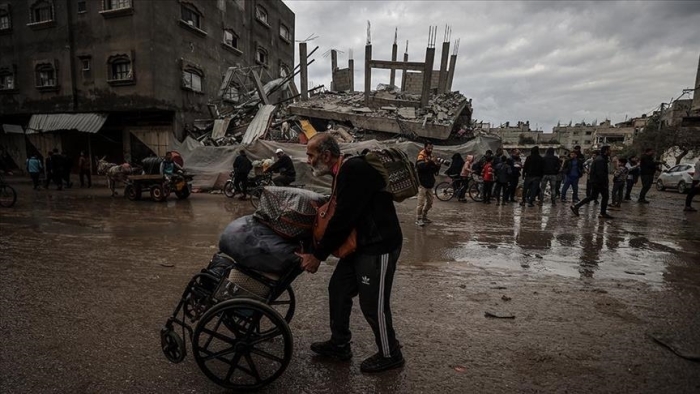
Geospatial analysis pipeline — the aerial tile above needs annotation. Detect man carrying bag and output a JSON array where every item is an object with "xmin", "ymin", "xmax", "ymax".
[{"xmin": 297, "ymin": 134, "xmax": 405, "ymax": 373}]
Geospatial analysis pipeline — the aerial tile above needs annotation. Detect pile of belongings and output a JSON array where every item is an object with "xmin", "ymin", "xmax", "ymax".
[{"xmin": 207, "ymin": 187, "xmax": 328, "ymax": 281}]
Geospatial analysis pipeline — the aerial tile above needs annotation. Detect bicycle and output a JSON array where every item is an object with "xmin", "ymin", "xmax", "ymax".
[
  {"xmin": 467, "ymin": 174, "xmax": 484, "ymax": 202},
  {"xmin": 0, "ymin": 173, "xmax": 17, "ymax": 208},
  {"xmin": 434, "ymin": 176, "xmax": 468, "ymax": 202}
]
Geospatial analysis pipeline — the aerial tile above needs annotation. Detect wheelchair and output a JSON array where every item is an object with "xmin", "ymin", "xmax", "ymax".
[{"xmin": 160, "ymin": 253, "xmax": 303, "ymax": 391}]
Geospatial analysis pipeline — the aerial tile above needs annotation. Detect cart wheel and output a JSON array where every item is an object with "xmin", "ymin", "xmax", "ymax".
[
  {"xmin": 193, "ymin": 299, "xmax": 292, "ymax": 391},
  {"xmin": 175, "ymin": 186, "xmax": 191, "ymax": 200},
  {"xmin": 161, "ymin": 328, "xmax": 186, "ymax": 363},
  {"xmin": 434, "ymin": 181, "xmax": 455, "ymax": 201},
  {"xmin": 151, "ymin": 185, "xmax": 166, "ymax": 202},
  {"xmin": 223, "ymin": 181, "xmax": 236, "ymax": 198},
  {"xmin": 125, "ymin": 184, "xmax": 142, "ymax": 201},
  {"xmin": 249, "ymin": 188, "xmax": 263, "ymax": 209}
]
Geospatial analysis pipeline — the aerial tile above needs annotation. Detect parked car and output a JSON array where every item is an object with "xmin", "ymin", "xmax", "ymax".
[{"xmin": 656, "ymin": 164, "xmax": 695, "ymax": 193}]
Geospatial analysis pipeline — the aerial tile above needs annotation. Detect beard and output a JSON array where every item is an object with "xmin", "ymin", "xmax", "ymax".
[{"xmin": 311, "ymin": 161, "xmax": 332, "ymax": 177}]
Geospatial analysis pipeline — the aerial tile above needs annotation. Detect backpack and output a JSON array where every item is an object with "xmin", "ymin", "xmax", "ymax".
[{"xmin": 363, "ymin": 148, "xmax": 419, "ymax": 202}]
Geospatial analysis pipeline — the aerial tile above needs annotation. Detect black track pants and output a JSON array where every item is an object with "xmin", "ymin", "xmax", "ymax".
[{"xmin": 328, "ymin": 247, "xmax": 401, "ymax": 357}]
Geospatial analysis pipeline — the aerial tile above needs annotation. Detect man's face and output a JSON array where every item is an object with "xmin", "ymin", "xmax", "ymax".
[
  {"xmin": 165, "ymin": 154, "xmax": 172, "ymax": 161},
  {"xmin": 425, "ymin": 144, "xmax": 433, "ymax": 155},
  {"xmin": 306, "ymin": 142, "xmax": 332, "ymax": 177},
  {"xmin": 276, "ymin": 152, "xmax": 283, "ymax": 159},
  {"xmin": 570, "ymin": 152, "xmax": 576, "ymax": 159}
]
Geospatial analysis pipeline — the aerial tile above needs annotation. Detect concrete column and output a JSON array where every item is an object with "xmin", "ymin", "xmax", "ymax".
[
  {"xmin": 446, "ymin": 54, "xmax": 457, "ymax": 91},
  {"xmin": 364, "ymin": 44, "xmax": 372, "ymax": 105},
  {"xmin": 437, "ymin": 41, "xmax": 450, "ymax": 94},
  {"xmin": 420, "ymin": 47, "xmax": 435, "ymax": 108},
  {"xmin": 348, "ymin": 58, "xmax": 355, "ymax": 93},
  {"xmin": 299, "ymin": 42, "xmax": 308, "ymax": 101},
  {"xmin": 401, "ymin": 52, "xmax": 408, "ymax": 92},
  {"xmin": 389, "ymin": 43, "xmax": 398, "ymax": 87},
  {"xmin": 693, "ymin": 53, "xmax": 700, "ymax": 112},
  {"xmin": 330, "ymin": 49, "xmax": 338, "ymax": 91}
]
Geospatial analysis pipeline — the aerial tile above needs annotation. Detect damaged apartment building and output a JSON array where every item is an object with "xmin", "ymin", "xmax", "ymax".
[{"xmin": 0, "ymin": 0, "xmax": 294, "ymax": 170}]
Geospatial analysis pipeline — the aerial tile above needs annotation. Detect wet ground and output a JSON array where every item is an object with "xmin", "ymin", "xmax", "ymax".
[{"xmin": 1, "ymin": 176, "xmax": 699, "ymax": 393}]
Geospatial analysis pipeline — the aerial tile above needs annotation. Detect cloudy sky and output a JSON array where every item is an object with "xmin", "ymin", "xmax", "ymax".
[{"xmin": 284, "ymin": 0, "xmax": 699, "ymax": 133}]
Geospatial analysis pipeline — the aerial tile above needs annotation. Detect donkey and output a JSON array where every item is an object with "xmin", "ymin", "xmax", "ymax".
[{"xmin": 96, "ymin": 157, "xmax": 139, "ymax": 196}]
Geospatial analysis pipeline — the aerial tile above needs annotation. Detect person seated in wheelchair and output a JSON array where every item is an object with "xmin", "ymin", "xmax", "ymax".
[
  {"xmin": 264, "ymin": 148, "xmax": 296, "ymax": 186},
  {"xmin": 160, "ymin": 151, "xmax": 184, "ymax": 182}
]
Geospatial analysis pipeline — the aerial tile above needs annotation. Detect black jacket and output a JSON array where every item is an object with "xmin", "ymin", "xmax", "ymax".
[
  {"xmin": 589, "ymin": 154, "xmax": 610, "ymax": 186},
  {"xmin": 416, "ymin": 159, "xmax": 440, "ymax": 188},
  {"xmin": 523, "ymin": 155, "xmax": 544, "ymax": 178},
  {"xmin": 313, "ymin": 157, "xmax": 403, "ymax": 261},
  {"xmin": 639, "ymin": 155, "xmax": 659, "ymax": 176},
  {"xmin": 562, "ymin": 157, "xmax": 584, "ymax": 178},
  {"xmin": 542, "ymin": 155, "xmax": 560, "ymax": 175},
  {"xmin": 268, "ymin": 154, "xmax": 296, "ymax": 177},
  {"xmin": 233, "ymin": 154, "xmax": 252, "ymax": 175}
]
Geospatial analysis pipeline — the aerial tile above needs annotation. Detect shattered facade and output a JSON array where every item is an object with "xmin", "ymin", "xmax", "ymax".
[{"xmin": 0, "ymin": 0, "xmax": 294, "ymax": 167}]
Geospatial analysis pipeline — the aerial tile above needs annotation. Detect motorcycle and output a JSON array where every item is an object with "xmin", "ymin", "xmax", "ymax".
[{"xmin": 223, "ymin": 171, "xmax": 273, "ymax": 205}]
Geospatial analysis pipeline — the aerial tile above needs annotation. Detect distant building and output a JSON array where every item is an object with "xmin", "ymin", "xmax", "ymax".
[
  {"xmin": 487, "ymin": 121, "xmax": 558, "ymax": 145},
  {"xmin": 0, "ymin": 0, "xmax": 294, "ymax": 169},
  {"xmin": 552, "ymin": 122, "xmax": 597, "ymax": 151}
]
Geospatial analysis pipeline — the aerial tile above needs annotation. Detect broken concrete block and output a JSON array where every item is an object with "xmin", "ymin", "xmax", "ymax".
[
  {"xmin": 397, "ymin": 107, "xmax": 416, "ymax": 120},
  {"xmin": 352, "ymin": 107, "xmax": 373, "ymax": 113}
]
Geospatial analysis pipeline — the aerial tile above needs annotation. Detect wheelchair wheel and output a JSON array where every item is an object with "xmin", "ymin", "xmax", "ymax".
[
  {"xmin": 161, "ymin": 328, "xmax": 186, "ymax": 363},
  {"xmin": 193, "ymin": 299, "xmax": 292, "ymax": 391},
  {"xmin": 434, "ymin": 181, "xmax": 455, "ymax": 201},
  {"xmin": 469, "ymin": 182, "xmax": 484, "ymax": 202},
  {"xmin": 270, "ymin": 286, "xmax": 296, "ymax": 325}
]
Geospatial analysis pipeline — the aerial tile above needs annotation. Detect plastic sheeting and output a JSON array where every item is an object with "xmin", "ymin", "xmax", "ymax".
[{"xmin": 171, "ymin": 135, "xmax": 501, "ymax": 191}]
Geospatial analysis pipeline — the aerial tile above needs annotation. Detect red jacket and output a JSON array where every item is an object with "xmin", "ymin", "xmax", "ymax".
[{"xmin": 482, "ymin": 162, "xmax": 494, "ymax": 181}]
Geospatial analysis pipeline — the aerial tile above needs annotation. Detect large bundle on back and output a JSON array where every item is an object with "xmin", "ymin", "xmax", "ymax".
[{"xmin": 142, "ymin": 157, "xmax": 163, "ymax": 175}]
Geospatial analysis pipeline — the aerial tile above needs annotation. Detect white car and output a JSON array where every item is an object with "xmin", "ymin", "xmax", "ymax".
[{"xmin": 656, "ymin": 164, "xmax": 695, "ymax": 193}]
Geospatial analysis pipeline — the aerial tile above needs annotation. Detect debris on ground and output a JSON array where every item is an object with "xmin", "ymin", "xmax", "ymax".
[
  {"xmin": 501, "ymin": 295, "xmax": 512, "ymax": 302},
  {"xmin": 648, "ymin": 332, "xmax": 700, "ymax": 361},
  {"xmin": 451, "ymin": 365, "xmax": 468, "ymax": 373},
  {"xmin": 484, "ymin": 311, "xmax": 515, "ymax": 319},
  {"xmin": 624, "ymin": 270, "xmax": 646, "ymax": 275}
]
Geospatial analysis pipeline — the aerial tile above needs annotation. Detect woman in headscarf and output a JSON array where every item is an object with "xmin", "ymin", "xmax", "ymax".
[{"xmin": 445, "ymin": 153, "xmax": 465, "ymax": 178}]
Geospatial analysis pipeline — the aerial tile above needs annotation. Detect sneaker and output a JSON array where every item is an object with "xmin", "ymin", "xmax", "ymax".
[
  {"xmin": 684, "ymin": 206, "xmax": 697, "ymax": 212},
  {"xmin": 638, "ymin": 199, "xmax": 650, "ymax": 204},
  {"xmin": 360, "ymin": 348, "xmax": 405, "ymax": 373},
  {"xmin": 422, "ymin": 218, "xmax": 433, "ymax": 223},
  {"xmin": 599, "ymin": 213, "xmax": 614, "ymax": 219},
  {"xmin": 570, "ymin": 205, "xmax": 579, "ymax": 217},
  {"xmin": 415, "ymin": 219, "xmax": 425, "ymax": 227},
  {"xmin": 310, "ymin": 340, "xmax": 352, "ymax": 361}
]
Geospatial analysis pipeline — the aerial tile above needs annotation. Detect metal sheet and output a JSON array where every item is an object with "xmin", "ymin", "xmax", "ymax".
[
  {"xmin": 211, "ymin": 118, "xmax": 232, "ymax": 140},
  {"xmin": 2, "ymin": 124, "xmax": 24, "ymax": 134},
  {"xmin": 241, "ymin": 105, "xmax": 277, "ymax": 145},
  {"xmin": 27, "ymin": 113, "xmax": 108, "ymax": 134}
]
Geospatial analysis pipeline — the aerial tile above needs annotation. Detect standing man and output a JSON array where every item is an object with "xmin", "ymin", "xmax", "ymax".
[
  {"xmin": 683, "ymin": 157, "xmax": 700, "ymax": 212},
  {"xmin": 265, "ymin": 148, "xmax": 296, "ymax": 186},
  {"xmin": 624, "ymin": 157, "xmax": 640, "ymax": 201},
  {"xmin": 415, "ymin": 141, "xmax": 440, "ymax": 226},
  {"xmin": 583, "ymin": 151, "xmax": 599, "ymax": 204},
  {"xmin": 507, "ymin": 149, "xmax": 522, "ymax": 202},
  {"xmin": 49, "ymin": 149, "xmax": 64, "ymax": 190},
  {"xmin": 540, "ymin": 147, "xmax": 559, "ymax": 205},
  {"xmin": 61, "ymin": 151, "xmax": 73, "ymax": 188},
  {"xmin": 232, "ymin": 150, "xmax": 253, "ymax": 200},
  {"xmin": 521, "ymin": 146, "xmax": 544, "ymax": 207},
  {"xmin": 560, "ymin": 150, "xmax": 583, "ymax": 203},
  {"xmin": 298, "ymin": 133, "xmax": 405, "ymax": 373},
  {"xmin": 78, "ymin": 151, "xmax": 92, "ymax": 188},
  {"xmin": 571, "ymin": 145, "xmax": 613, "ymax": 219},
  {"xmin": 26, "ymin": 154, "xmax": 43, "ymax": 190},
  {"xmin": 638, "ymin": 148, "xmax": 663, "ymax": 204}
]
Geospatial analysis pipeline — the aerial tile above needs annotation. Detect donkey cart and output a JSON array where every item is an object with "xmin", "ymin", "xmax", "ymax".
[
  {"xmin": 124, "ymin": 173, "xmax": 193, "ymax": 202},
  {"xmin": 161, "ymin": 253, "xmax": 301, "ymax": 391}
]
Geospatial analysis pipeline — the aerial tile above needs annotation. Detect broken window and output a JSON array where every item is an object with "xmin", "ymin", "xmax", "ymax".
[
  {"xmin": 255, "ymin": 5, "xmax": 268, "ymax": 25},
  {"xmin": 181, "ymin": 3, "xmax": 201, "ymax": 29},
  {"xmin": 256, "ymin": 46, "xmax": 268, "ymax": 65},
  {"xmin": 223, "ymin": 29, "xmax": 238, "ymax": 48},
  {"xmin": 0, "ymin": 68, "xmax": 14, "ymax": 90},
  {"xmin": 77, "ymin": 1, "xmax": 86, "ymax": 13},
  {"xmin": 81, "ymin": 58, "xmax": 91, "ymax": 71},
  {"xmin": 585, "ymin": 131, "xmax": 592, "ymax": 135},
  {"xmin": 35, "ymin": 63, "xmax": 56, "ymax": 87},
  {"xmin": 279, "ymin": 23, "xmax": 291, "ymax": 41},
  {"xmin": 279, "ymin": 63, "xmax": 291, "ymax": 78},
  {"xmin": 0, "ymin": 5, "xmax": 11, "ymax": 30},
  {"xmin": 182, "ymin": 69, "xmax": 203, "ymax": 92},
  {"xmin": 104, "ymin": 0, "xmax": 130, "ymax": 10},
  {"xmin": 584, "ymin": 140, "xmax": 591, "ymax": 145},
  {"xmin": 111, "ymin": 59, "xmax": 131, "ymax": 80},
  {"xmin": 30, "ymin": 0, "xmax": 53, "ymax": 23}
]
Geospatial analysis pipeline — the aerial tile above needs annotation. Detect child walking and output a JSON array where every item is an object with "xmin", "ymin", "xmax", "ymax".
[
  {"xmin": 609, "ymin": 157, "xmax": 628, "ymax": 209},
  {"xmin": 482, "ymin": 156, "xmax": 494, "ymax": 204}
]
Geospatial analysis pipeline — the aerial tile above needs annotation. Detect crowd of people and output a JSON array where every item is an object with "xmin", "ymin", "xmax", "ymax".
[
  {"xmin": 24, "ymin": 149, "xmax": 93, "ymax": 191},
  {"xmin": 414, "ymin": 142, "xmax": 700, "ymax": 225}
]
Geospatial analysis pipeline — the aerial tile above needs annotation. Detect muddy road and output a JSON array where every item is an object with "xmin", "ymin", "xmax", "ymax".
[{"xmin": 1, "ymin": 179, "xmax": 699, "ymax": 393}]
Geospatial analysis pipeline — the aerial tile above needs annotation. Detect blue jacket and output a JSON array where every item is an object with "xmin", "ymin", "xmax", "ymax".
[{"xmin": 26, "ymin": 157, "xmax": 43, "ymax": 173}]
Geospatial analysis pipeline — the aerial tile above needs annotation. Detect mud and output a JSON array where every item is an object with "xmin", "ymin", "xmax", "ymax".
[{"xmin": 1, "ymin": 178, "xmax": 699, "ymax": 393}]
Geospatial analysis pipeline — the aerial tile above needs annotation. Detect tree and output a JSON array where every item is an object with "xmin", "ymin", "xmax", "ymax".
[
  {"xmin": 632, "ymin": 116, "xmax": 700, "ymax": 164},
  {"xmin": 518, "ymin": 134, "xmax": 536, "ymax": 144}
]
